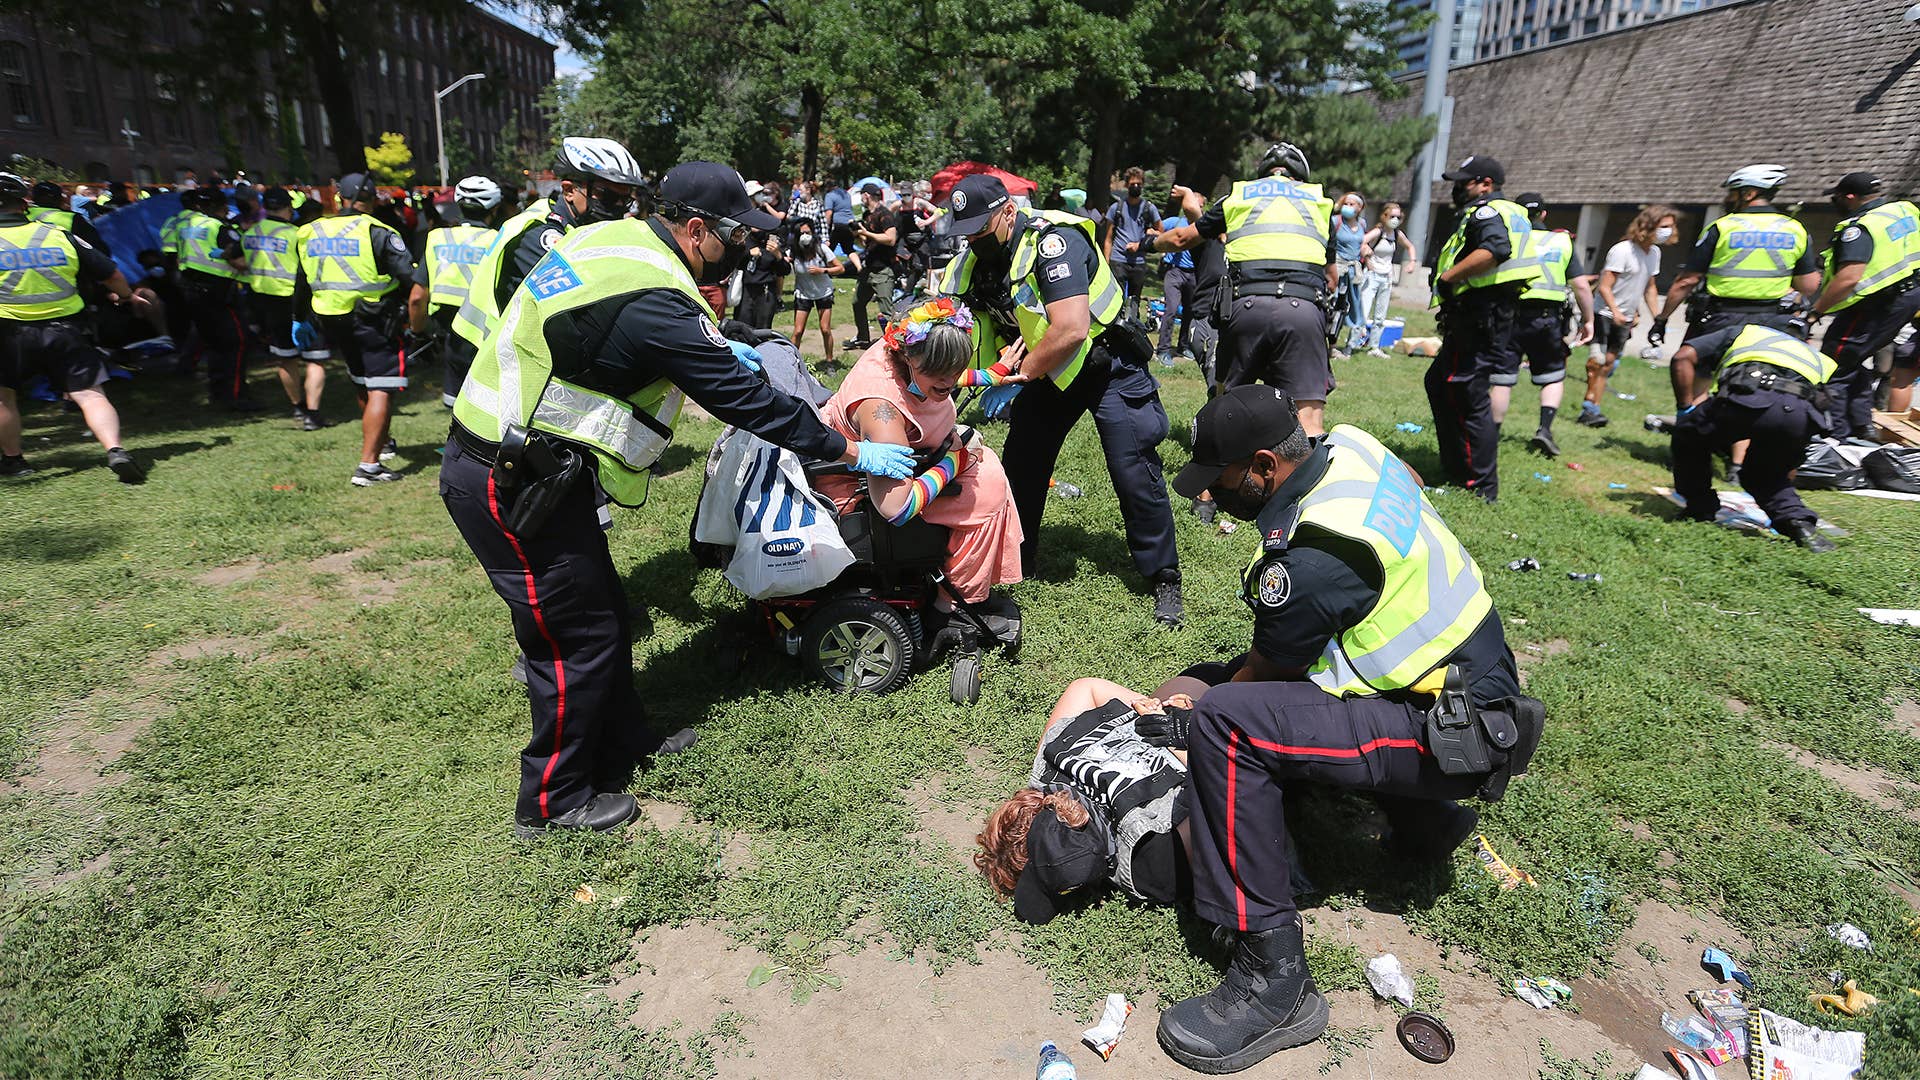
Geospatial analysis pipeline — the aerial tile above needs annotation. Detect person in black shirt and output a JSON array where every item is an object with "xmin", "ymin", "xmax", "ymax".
[
  {"xmin": 846, "ymin": 183, "xmax": 897, "ymax": 349},
  {"xmin": 736, "ymin": 231, "xmax": 790, "ymax": 330}
]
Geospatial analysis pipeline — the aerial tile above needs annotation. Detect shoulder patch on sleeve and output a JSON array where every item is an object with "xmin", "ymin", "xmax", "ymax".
[
  {"xmin": 540, "ymin": 228, "xmax": 561, "ymax": 251},
  {"xmin": 1256, "ymin": 561, "xmax": 1292, "ymax": 608},
  {"xmin": 698, "ymin": 313, "xmax": 728, "ymax": 348},
  {"xmin": 1842, "ymin": 226, "xmax": 1863, "ymax": 242},
  {"xmin": 1474, "ymin": 205, "xmax": 1498, "ymax": 220},
  {"xmin": 1045, "ymin": 262, "xmax": 1070, "ymax": 282},
  {"xmin": 1038, "ymin": 232, "xmax": 1067, "ymax": 260}
]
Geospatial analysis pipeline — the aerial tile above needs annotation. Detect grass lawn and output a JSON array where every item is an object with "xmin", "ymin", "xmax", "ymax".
[{"xmin": 3, "ymin": 290, "xmax": 1919, "ymax": 1079}]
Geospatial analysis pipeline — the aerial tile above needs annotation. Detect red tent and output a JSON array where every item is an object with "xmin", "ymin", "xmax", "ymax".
[{"xmin": 929, "ymin": 161, "xmax": 1038, "ymax": 201}]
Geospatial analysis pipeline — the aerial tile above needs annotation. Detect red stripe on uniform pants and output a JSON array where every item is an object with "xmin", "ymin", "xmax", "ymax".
[
  {"xmin": 1244, "ymin": 734, "xmax": 1429, "ymax": 759},
  {"xmin": 1226, "ymin": 729, "xmax": 1246, "ymax": 932},
  {"xmin": 486, "ymin": 471, "xmax": 568, "ymax": 818}
]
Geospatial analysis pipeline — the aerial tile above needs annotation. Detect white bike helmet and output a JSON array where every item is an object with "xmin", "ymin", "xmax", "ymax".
[
  {"xmin": 454, "ymin": 174, "xmax": 503, "ymax": 211},
  {"xmin": 557, "ymin": 137, "xmax": 645, "ymax": 186},
  {"xmin": 1723, "ymin": 163, "xmax": 1788, "ymax": 191}
]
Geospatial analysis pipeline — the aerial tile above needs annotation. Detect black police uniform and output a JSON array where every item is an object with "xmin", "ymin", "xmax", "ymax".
[
  {"xmin": 974, "ymin": 219, "xmax": 1181, "ymax": 586},
  {"xmin": 441, "ymin": 217, "xmax": 854, "ymax": 824},
  {"xmin": 1181, "ymin": 442, "xmax": 1521, "ymax": 933},
  {"xmin": 1492, "ymin": 245, "xmax": 1587, "ymax": 391},
  {"xmin": 1671, "ymin": 326, "xmax": 1829, "ymax": 534},
  {"xmin": 1190, "ymin": 200, "xmax": 1336, "ymax": 399},
  {"xmin": 1427, "ymin": 194, "xmax": 1522, "ymax": 500},
  {"xmin": 0, "ymin": 212, "xmax": 119, "ymax": 396},
  {"xmin": 316, "ymin": 210, "xmax": 416, "ymax": 395},
  {"xmin": 1676, "ymin": 210, "xmax": 1817, "ymax": 344},
  {"xmin": 179, "ymin": 205, "xmax": 252, "ymax": 405},
  {"xmin": 1820, "ymin": 200, "xmax": 1920, "ymax": 439},
  {"xmin": 1189, "ymin": 236, "xmax": 1226, "ymax": 392}
]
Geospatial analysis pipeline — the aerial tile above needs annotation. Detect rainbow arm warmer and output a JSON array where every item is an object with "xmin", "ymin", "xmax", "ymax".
[
  {"xmin": 958, "ymin": 361, "xmax": 1015, "ymax": 388},
  {"xmin": 886, "ymin": 448, "xmax": 965, "ymax": 525}
]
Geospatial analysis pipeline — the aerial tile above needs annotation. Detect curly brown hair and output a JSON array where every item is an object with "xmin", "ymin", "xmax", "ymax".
[
  {"xmin": 974, "ymin": 788, "xmax": 1091, "ymax": 896},
  {"xmin": 1625, "ymin": 204, "xmax": 1680, "ymax": 248}
]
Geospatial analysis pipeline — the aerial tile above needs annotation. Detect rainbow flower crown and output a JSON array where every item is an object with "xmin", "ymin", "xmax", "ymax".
[{"xmin": 883, "ymin": 296, "xmax": 975, "ymax": 353}]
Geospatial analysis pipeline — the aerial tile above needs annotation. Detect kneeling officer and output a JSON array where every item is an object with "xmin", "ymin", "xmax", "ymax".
[
  {"xmin": 1143, "ymin": 385, "xmax": 1542, "ymax": 1074},
  {"xmin": 444, "ymin": 161, "xmax": 917, "ymax": 839}
]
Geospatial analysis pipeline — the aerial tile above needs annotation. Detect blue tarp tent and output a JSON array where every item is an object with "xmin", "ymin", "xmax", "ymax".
[{"xmin": 93, "ymin": 193, "xmax": 183, "ymax": 281}]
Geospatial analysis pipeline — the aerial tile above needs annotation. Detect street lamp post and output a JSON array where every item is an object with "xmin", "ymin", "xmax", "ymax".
[
  {"xmin": 435, "ymin": 72, "xmax": 486, "ymax": 187},
  {"xmin": 1405, "ymin": 0, "xmax": 1456, "ymax": 273}
]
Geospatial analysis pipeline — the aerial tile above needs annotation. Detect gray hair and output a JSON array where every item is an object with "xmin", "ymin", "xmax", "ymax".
[
  {"xmin": 1271, "ymin": 426, "xmax": 1312, "ymax": 464},
  {"xmin": 901, "ymin": 321, "xmax": 974, "ymax": 379}
]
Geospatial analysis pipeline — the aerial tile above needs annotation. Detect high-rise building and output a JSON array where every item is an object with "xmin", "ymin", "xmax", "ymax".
[
  {"xmin": 1477, "ymin": 0, "xmax": 1738, "ymax": 58},
  {"xmin": 1391, "ymin": 0, "xmax": 1488, "ymax": 75}
]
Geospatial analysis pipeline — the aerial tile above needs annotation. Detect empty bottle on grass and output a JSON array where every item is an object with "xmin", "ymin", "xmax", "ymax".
[
  {"xmin": 1051, "ymin": 480, "xmax": 1084, "ymax": 499},
  {"xmin": 1037, "ymin": 1040, "xmax": 1077, "ymax": 1079}
]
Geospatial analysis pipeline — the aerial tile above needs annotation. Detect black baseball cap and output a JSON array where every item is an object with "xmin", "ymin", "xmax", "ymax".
[
  {"xmin": 658, "ymin": 161, "xmax": 781, "ymax": 230},
  {"xmin": 1515, "ymin": 192, "xmax": 1546, "ymax": 211},
  {"xmin": 1012, "ymin": 804, "xmax": 1109, "ymax": 926},
  {"xmin": 337, "ymin": 172, "xmax": 379, "ymax": 203},
  {"xmin": 261, "ymin": 186, "xmax": 292, "ymax": 210},
  {"xmin": 942, "ymin": 174, "xmax": 1011, "ymax": 236},
  {"xmin": 1824, "ymin": 171, "xmax": 1883, "ymax": 197},
  {"xmin": 1173, "ymin": 384, "xmax": 1302, "ymax": 499},
  {"xmin": 1441, "ymin": 155, "xmax": 1505, "ymax": 187}
]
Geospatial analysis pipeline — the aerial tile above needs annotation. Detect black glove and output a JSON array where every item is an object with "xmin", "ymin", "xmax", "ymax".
[
  {"xmin": 1134, "ymin": 704, "xmax": 1193, "ymax": 749},
  {"xmin": 1647, "ymin": 318, "xmax": 1667, "ymax": 346}
]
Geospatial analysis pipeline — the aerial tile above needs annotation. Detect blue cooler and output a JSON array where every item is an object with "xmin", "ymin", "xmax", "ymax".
[{"xmin": 1376, "ymin": 318, "xmax": 1405, "ymax": 349}]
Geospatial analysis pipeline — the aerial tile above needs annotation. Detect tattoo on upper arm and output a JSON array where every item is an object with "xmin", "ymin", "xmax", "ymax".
[{"xmin": 872, "ymin": 400, "xmax": 900, "ymax": 425}]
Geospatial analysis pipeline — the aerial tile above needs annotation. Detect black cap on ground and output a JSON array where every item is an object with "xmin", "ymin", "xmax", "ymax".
[
  {"xmin": 658, "ymin": 161, "xmax": 780, "ymax": 231},
  {"xmin": 1824, "ymin": 171, "xmax": 1883, "ymax": 197},
  {"xmin": 1440, "ymin": 155, "xmax": 1505, "ymax": 186},
  {"xmin": 941, "ymin": 174, "xmax": 1011, "ymax": 236},
  {"xmin": 1173, "ymin": 384, "xmax": 1302, "ymax": 499},
  {"xmin": 1011, "ymin": 806, "xmax": 1108, "ymax": 926}
]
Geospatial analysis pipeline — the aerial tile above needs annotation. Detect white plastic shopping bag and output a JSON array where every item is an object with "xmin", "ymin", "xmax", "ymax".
[{"xmin": 702, "ymin": 433, "xmax": 852, "ymax": 598}]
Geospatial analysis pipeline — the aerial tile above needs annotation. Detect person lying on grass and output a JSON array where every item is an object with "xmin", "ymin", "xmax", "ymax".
[{"xmin": 975, "ymin": 674, "xmax": 1211, "ymax": 924}]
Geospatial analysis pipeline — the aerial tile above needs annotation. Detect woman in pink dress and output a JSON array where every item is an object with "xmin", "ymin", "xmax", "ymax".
[{"xmin": 818, "ymin": 298, "xmax": 1023, "ymax": 612}]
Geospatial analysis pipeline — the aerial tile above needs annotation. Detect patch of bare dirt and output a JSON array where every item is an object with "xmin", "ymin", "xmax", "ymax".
[
  {"xmin": 4, "ymin": 688, "xmax": 161, "ymax": 798},
  {"xmin": 41, "ymin": 851, "xmax": 112, "ymax": 887},
  {"xmin": 197, "ymin": 557, "xmax": 267, "ymax": 587},
  {"xmin": 1894, "ymin": 698, "xmax": 1920, "ymax": 739},
  {"xmin": 635, "ymin": 799, "xmax": 691, "ymax": 832},
  {"xmin": 1725, "ymin": 698, "xmax": 1750, "ymax": 715},
  {"xmin": 901, "ymin": 775, "xmax": 997, "ymax": 861},
  {"xmin": 149, "ymin": 637, "xmax": 261, "ymax": 664},
  {"xmin": 1769, "ymin": 741, "xmax": 1920, "ymax": 820}
]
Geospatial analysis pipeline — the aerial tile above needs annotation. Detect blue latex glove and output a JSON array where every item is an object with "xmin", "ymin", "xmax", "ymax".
[
  {"xmin": 291, "ymin": 319, "xmax": 320, "ymax": 351},
  {"xmin": 851, "ymin": 440, "xmax": 915, "ymax": 480},
  {"xmin": 728, "ymin": 339, "xmax": 763, "ymax": 372},
  {"xmin": 980, "ymin": 382, "xmax": 1022, "ymax": 419}
]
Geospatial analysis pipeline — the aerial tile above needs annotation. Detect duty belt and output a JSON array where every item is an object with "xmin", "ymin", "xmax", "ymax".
[
  {"xmin": 1719, "ymin": 363, "xmax": 1821, "ymax": 402},
  {"xmin": 449, "ymin": 420, "xmax": 502, "ymax": 465},
  {"xmin": 1230, "ymin": 277, "xmax": 1326, "ymax": 303}
]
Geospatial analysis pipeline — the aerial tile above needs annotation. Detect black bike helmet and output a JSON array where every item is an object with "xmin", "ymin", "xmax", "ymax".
[{"xmin": 1257, "ymin": 142, "xmax": 1311, "ymax": 182}]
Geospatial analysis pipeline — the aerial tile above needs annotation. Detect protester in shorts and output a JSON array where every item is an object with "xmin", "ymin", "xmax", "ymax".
[
  {"xmin": 1357, "ymin": 202, "xmax": 1418, "ymax": 356},
  {"xmin": 789, "ymin": 220, "xmax": 845, "ymax": 356},
  {"xmin": 1580, "ymin": 206, "xmax": 1678, "ymax": 428}
]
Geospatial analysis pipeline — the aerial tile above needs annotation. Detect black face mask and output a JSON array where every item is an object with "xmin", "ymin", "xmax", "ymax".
[
  {"xmin": 1450, "ymin": 182, "xmax": 1473, "ymax": 209},
  {"xmin": 1210, "ymin": 467, "xmax": 1270, "ymax": 521},
  {"xmin": 1127, "ymin": 183, "xmax": 1143, "ymax": 198},
  {"xmin": 696, "ymin": 232, "xmax": 747, "ymax": 286},
  {"xmin": 579, "ymin": 181, "xmax": 631, "ymax": 224}
]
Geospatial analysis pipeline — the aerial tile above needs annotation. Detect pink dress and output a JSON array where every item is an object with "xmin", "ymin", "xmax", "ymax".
[{"xmin": 818, "ymin": 344, "xmax": 1024, "ymax": 602}]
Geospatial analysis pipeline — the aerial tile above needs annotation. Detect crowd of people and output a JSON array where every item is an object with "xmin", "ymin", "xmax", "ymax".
[{"xmin": 5, "ymin": 127, "xmax": 1915, "ymax": 1075}]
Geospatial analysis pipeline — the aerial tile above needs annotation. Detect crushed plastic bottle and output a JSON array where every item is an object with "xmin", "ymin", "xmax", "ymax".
[
  {"xmin": 1366, "ymin": 953, "xmax": 1416, "ymax": 1006},
  {"xmin": 1662, "ymin": 1011, "xmax": 1732, "ymax": 1062},
  {"xmin": 1038, "ymin": 1040, "xmax": 1077, "ymax": 1080},
  {"xmin": 1050, "ymin": 480, "xmax": 1084, "ymax": 499},
  {"xmin": 1507, "ymin": 558, "xmax": 1541, "ymax": 572},
  {"xmin": 1567, "ymin": 572, "xmax": 1603, "ymax": 584}
]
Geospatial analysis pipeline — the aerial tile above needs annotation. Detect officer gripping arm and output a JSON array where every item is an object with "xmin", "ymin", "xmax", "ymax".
[
  {"xmin": 969, "ymin": 199, "xmax": 1092, "ymax": 386},
  {"xmin": 1668, "ymin": 328, "xmax": 1735, "ymax": 412}
]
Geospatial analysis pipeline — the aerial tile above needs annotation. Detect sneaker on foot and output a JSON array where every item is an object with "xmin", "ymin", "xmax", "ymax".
[
  {"xmin": 841, "ymin": 337, "xmax": 871, "ymax": 351},
  {"xmin": 1576, "ymin": 408, "xmax": 1609, "ymax": 428},
  {"xmin": 1191, "ymin": 497, "xmax": 1217, "ymax": 525},
  {"xmin": 0, "ymin": 454, "xmax": 34, "ymax": 478},
  {"xmin": 378, "ymin": 437, "xmax": 398, "ymax": 462},
  {"xmin": 106, "ymin": 448, "xmax": 146, "ymax": 484},
  {"xmin": 351, "ymin": 462, "xmax": 403, "ymax": 486},
  {"xmin": 1529, "ymin": 428, "xmax": 1561, "ymax": 457},
  {"xmin": 291, "ymin": 405, "xmax": 307, "ymax": 420},
  {"xmin": 1153, "ymin": 579, "xmax": 1185, "ymax": 628},
  {"xmin": 302, "ymin": 412, "xmax": 328, "ymax": 431}
]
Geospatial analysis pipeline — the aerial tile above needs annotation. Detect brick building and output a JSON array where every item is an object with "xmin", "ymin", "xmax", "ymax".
[
  {"xmin": 0, "ymin": 1, "xmax": 555, "ymax": 185},
  {"xmin": 1374, "ymin": 0, "xmax": 1920, "ymax": 274}
]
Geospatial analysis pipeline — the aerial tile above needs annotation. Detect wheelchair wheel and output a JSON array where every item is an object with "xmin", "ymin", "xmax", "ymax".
[
  {"xmin": 950, "ymin": 653, "xmax": 982, "ymax": 705},
  {"xmin": 801, "ymin": 597, "xmax": 917, "ymax": 694}
]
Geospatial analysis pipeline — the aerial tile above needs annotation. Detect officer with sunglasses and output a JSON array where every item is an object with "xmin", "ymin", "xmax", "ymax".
[{"xmin": 443, "ymin": 162, "xmax": 918, "ymax": 839}]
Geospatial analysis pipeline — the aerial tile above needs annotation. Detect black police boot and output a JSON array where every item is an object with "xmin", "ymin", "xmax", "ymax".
[
  {"xmin": 1379, "ymin": 796, "xmax": 1480, "ymax": 863},
  {"xmin": 1153, "ymin": 578, "xmax": 1185, "ymax": 628},
  {"xmin": 1157, "ymin": 917, "xmax": 1329, "ymax": 1074},
  {"xmin": 514, "ymin": 791, "xmax": 638, "ymax": 840},
  {"xmin": 1190, "ymin": 496, "xmax": 1217, "ymax": 525},
  {"xmin": 1780, "ymin": 520, "xmax": 1837, "ymax": 554}
]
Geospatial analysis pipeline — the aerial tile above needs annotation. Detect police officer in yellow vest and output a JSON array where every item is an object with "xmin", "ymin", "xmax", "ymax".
[
  {"xmin": 1811, "ymin": 172, "xmax": 1920, "ymax": 442},
  {"xmin": 1153, "ymin": 143, "xmax": 1336, "ymax": 436},
  {"xmin": 443, "ymin": 161, "xmax": 916, "ymax": 838},
  {"xmin": 174, "ymin": 187, "xmax": 257, "ymax": 409},
  {"xmin": 1427, "ymin": 155, "xmax": 1540, "ymax": 503},
  {"xmin": 408, "ymin": 175, "xmax": 501, "ymax": 407},
  {"xmin": 938, "ymin": 173, "xmax": 1185, "ymax": 626},
  {"xmin": 245, "ymin": 187, "xmax": 328, "ymax": 430},
  {"xmin": 296, "ymin": 173, "xmax": 417, "ymax": 486},
  {"xmin": 1488, "ymin": 193, "xmax": 1596, "ymax": 459},
  {"xmin": 451, "ymin": 137, "xmax": 642, "ymax": 353},
  {"xmin": 1145, "ymin": 385, "xmax": 1538, "ymax": 1074},
  {"xmin": 0, "ymin": 171, "xmax": 149, "ymax": 482},
  {"xmin": 1654, "ymin": 164, "xmax": 1820, "ymax": 350},
  {"xmin": 1670, "ymin": 322, "xmax": 1837, "ymax": 551}
]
